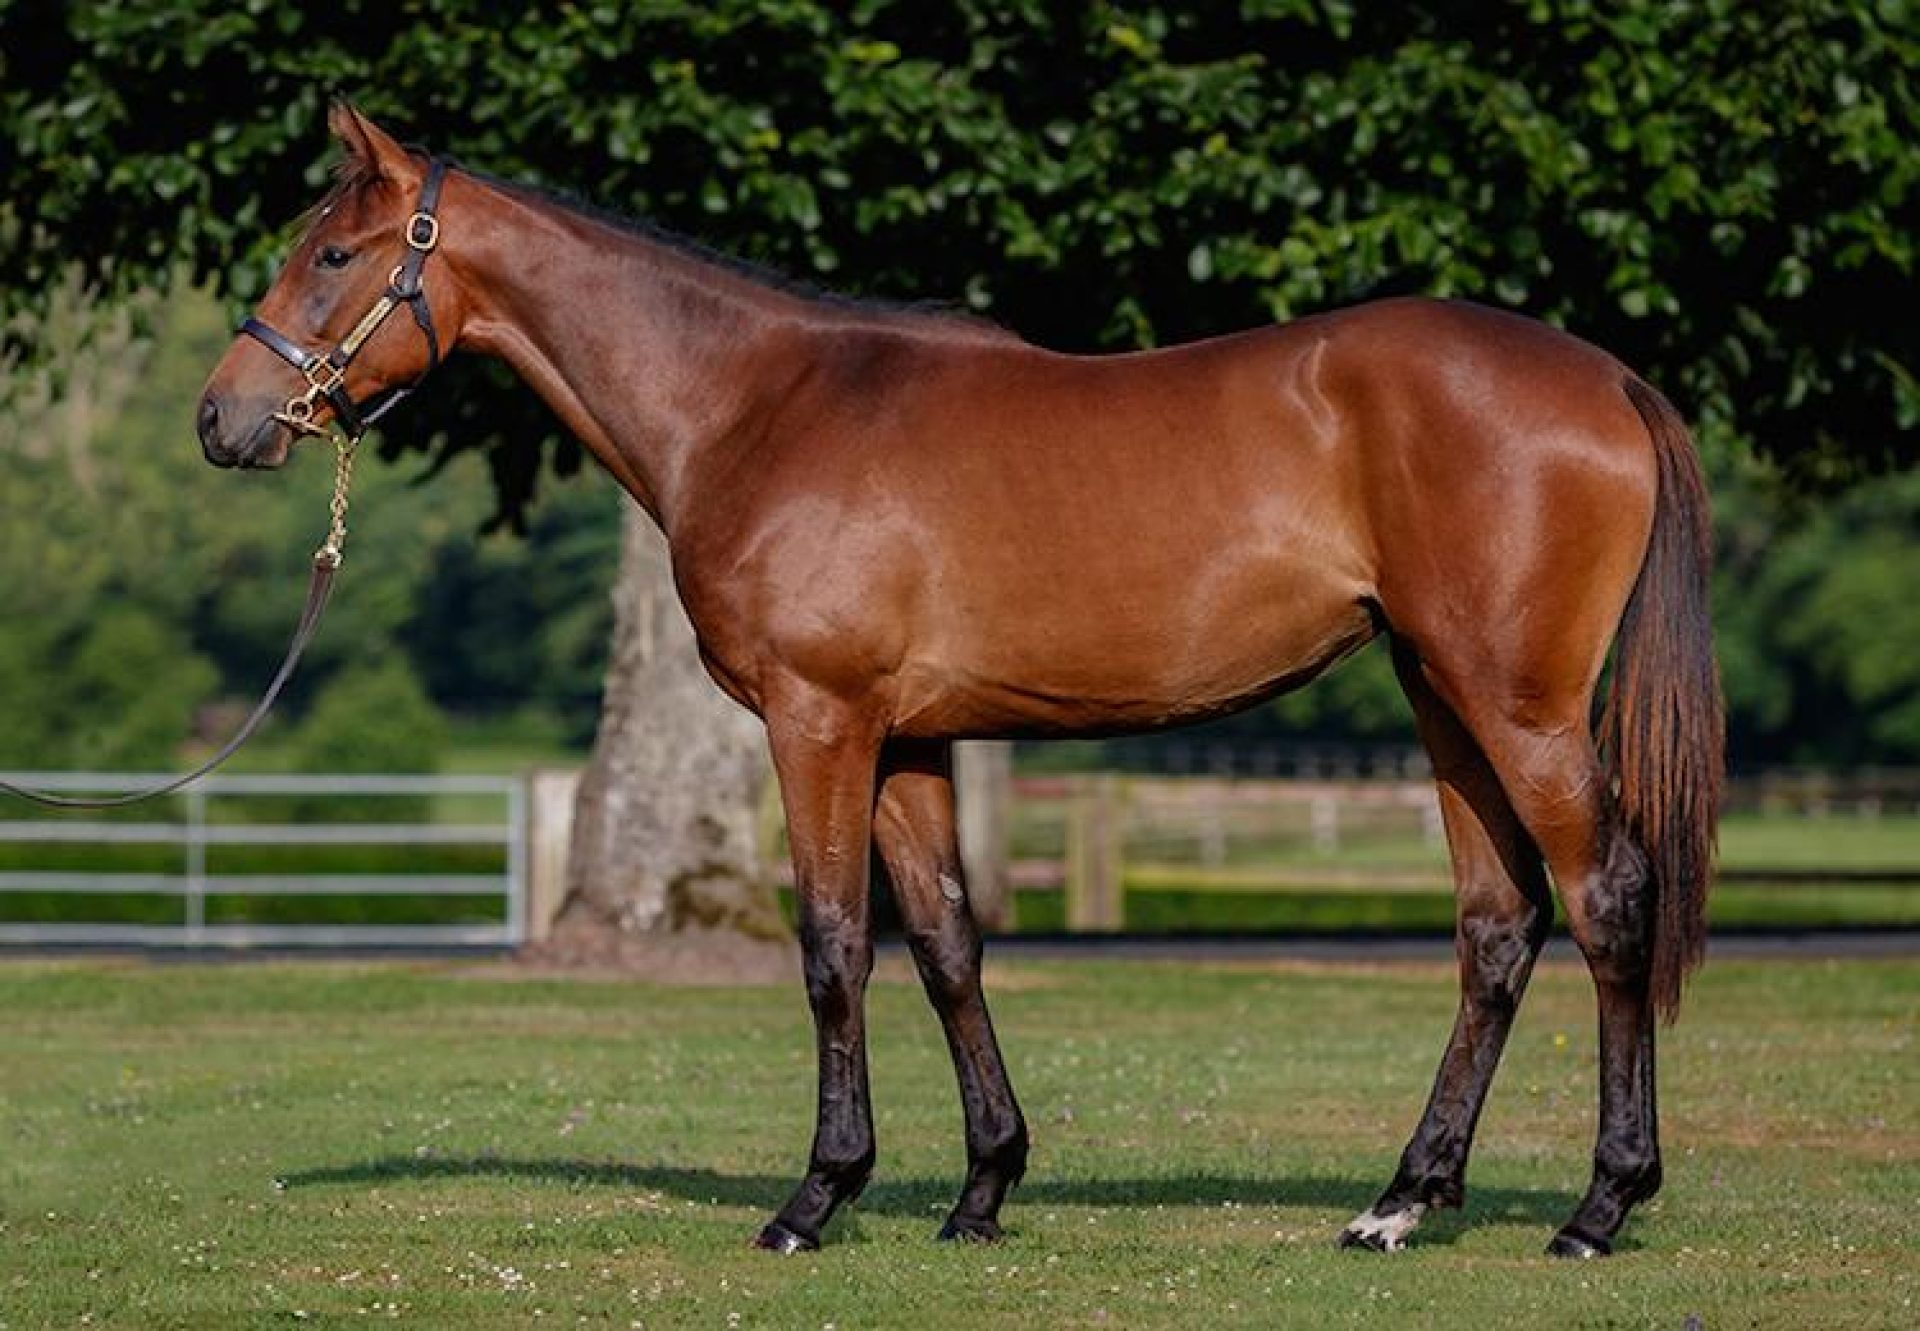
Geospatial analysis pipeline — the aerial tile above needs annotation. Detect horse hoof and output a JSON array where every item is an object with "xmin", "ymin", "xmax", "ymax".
[
  {"xmin": 752, "ymin": 1220, "xmax": 819, "ymax": 1254},
  {"xmin": 937, "ymin": 1215, "xmax": 1003, "ymax": 1244},
  {"xmin": 1546, "ymin": 1228, "xmax": 1611, "ymax": 1259},
  {"xmin": 1337, "ymin": 1225, "xmax": 1396, "ymax": 1253},
  {"xmin": 1337, "ymin": 1204, "xmax": 1425, "ymax": 1253}
]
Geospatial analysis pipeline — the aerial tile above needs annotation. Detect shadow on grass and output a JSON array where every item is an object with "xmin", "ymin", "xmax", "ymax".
[{"xmin": 277, "ymin": 1155, "xmax": 1578, "ymax": 1242}]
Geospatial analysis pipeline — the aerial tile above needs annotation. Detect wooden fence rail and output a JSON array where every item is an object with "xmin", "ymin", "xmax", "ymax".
[{"xmin": 1005, "ymin": 771, "xmax": 1920, "ymax": 932}]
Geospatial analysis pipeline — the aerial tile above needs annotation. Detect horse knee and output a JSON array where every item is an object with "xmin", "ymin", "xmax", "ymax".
[{"xmin": 799, "ymin": 916, "xmax": 872, "ymax": 1018}]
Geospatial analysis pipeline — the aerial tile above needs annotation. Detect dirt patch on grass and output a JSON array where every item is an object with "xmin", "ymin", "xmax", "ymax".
[{"xmin": 509, "ymin": 925, "xmax": 800, "ymax": 985}]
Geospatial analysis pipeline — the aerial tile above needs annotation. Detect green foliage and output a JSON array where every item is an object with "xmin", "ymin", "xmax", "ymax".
[
  {"xmin": 5, "ymin": 5, "xmax": 1919, "ymax": 768},
  {"xmin": 1718, "ymin": 464, "xmax": 1920, "ymax": 764},
  {"xmin": 1267, "ymin": 641, "xmax": 1411, "ymax": 741},
  {"xmin": 401, "ymin": 488, "xmax": 623, "ymax": 746},
  {"xmin": 4, "ymin": 0, "xmax": 1914, "ymax": 523},
  {"xmin": 286, "ymin": 654, "xmax": 449, "ymax": 774},
  {"xmin": 0, "ymin": 285, "xmax": 619, "ymax": 772},
  {"xmin": 0, "ymin": 601, "xmax": 218, "ymax": 770}
]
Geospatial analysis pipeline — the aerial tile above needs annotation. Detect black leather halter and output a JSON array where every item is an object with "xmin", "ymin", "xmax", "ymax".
[{"xmin": 240, "ymin": 157, "xmax": 448, "ymax": 440}]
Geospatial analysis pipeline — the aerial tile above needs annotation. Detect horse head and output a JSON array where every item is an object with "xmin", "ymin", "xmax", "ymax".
[{"xmin": 197, "ymin": 104, "xmax": 462, "ymax": 468}]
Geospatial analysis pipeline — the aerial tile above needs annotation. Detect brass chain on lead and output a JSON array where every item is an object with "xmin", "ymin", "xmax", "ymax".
[{"xmin": 315, "ymin": 431, "xmax": 359, "ymax": 568}]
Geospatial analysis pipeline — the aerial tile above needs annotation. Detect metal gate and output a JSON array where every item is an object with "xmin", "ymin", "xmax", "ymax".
[{"xmin": 0, "ymin": 773, "xmax": 525, "ymax": 947}]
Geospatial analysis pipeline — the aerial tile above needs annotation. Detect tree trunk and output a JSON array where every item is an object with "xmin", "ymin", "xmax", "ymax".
[
  {"xmin": 545, "ymin": 499, "xmax": 790, "ymax": 974},
  {"xmin": 954, "ymin": 741, "xmax": 1014, "ymax": 931}
]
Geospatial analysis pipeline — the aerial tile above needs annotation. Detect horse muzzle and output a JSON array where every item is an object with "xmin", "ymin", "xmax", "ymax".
[{"xmin": 198, "ymin": 392, "xmax": 295, "ymax": 470}]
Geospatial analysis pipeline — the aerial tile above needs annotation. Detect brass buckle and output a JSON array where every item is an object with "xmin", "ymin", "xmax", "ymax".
[
  {"xmin": 406, "ymin": 212, "xmax": 440, "ymax": 251},
  {"xmin": 303, "ymin": 361, "xmax": 345, "ymax": 392}
]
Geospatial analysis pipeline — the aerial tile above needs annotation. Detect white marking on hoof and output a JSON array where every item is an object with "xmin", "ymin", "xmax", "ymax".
[{"xmin": 1341, "ymin": 1203, "xmax": 1428, "ymax": 1252}]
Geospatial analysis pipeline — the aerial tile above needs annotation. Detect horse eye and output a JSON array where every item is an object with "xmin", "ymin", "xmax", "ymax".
[{"xmin": 316, "ymin": 245, "xmax": 354, "ymax": 270}]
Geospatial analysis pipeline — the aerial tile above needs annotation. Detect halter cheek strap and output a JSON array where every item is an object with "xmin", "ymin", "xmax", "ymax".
[{"xmin": 241, "ymin": 157, "xmax": 448, "ymax": 442}]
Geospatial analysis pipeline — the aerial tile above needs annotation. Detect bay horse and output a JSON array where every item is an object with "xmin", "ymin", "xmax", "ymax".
[{"xmin": 198, "ymin": 106, "xmax": 1721, "ymax": 1259}]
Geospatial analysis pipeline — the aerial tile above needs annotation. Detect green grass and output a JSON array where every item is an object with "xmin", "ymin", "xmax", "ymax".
[
  {"xmin": 0, "ymin": 957, "xmax": 1914, "ymax": 1328},
  {"xmin": 1100, "ymin": 882, "xmax": 1920, "ymax": 933},
  {"xmin": 1070, "ymin": 812, "xmax": 1920, "ymax": 875},
  {"xmin": 1718, "ymin": 812, "xmax": 1920, "ymax": 872}
]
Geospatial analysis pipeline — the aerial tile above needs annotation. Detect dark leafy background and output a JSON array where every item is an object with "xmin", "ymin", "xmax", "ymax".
[{"xmin": 5, "ymin": 0, "xmax": 1915, "ymax": 525}]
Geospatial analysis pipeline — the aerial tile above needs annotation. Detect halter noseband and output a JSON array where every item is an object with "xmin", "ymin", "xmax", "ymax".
[{"xmin": 241, "ymin": 157, "xmax": 448, "ymax": 441}]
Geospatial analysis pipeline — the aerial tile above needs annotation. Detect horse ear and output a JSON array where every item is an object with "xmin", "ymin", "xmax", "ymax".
[{"xmin": 327, "ymin": 102, "xmax": 419, "ymax": 186}]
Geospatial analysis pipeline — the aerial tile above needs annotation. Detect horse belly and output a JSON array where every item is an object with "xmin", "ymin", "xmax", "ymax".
[{"xmin": 890, "ymin": 547, "xmax": 1376, "ymax": 740}]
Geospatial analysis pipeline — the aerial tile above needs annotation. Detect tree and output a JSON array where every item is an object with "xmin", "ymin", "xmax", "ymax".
[{"xmin": 1713, "ymin": 463, "xmax": 1920, "ymax": 766}]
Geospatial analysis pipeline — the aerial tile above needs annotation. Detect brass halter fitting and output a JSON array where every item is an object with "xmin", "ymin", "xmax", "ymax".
[
  {"xmin": 315, "ymin": 432, "xmax": 359, "ymax": 569},
  {"xmin": 274, "ymin": 362, "xmax": 348, "ymax": 437}
]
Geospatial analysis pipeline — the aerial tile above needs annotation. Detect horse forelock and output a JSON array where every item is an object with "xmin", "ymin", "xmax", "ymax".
[{"xmin": 291, "ymin": 149, "xmax": 411, "ymax": 247}]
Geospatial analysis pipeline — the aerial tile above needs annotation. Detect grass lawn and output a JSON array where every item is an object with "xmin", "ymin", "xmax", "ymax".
[{"xmin": 0, "ymin": 956, "xmax": 1914, "ymax": 1328}]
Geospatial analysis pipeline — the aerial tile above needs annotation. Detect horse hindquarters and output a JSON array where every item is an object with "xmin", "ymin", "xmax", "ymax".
[{"xmin": 1358, "ymin": 372, "xmax": 1717, "ymax": 1255}]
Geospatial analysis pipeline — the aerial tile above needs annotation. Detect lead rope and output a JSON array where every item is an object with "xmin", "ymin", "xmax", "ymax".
[{"xmin": 0, "ymin": 437, "xmax": 358, "ymax": 809}]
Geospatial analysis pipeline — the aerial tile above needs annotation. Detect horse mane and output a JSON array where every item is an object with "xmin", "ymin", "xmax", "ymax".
[{"xmin": 465, "ymin": 166, "xmax": 1013, "ymax": 338}]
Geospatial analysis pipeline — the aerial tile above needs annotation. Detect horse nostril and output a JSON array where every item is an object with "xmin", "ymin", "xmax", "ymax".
[{"xmin": 197, "ymin": 394, "xmax": 220, "ymax": 443}]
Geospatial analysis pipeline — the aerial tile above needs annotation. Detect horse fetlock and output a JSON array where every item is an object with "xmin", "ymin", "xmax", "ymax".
[
  {"xmin": 968, "ymin": 1120, "xmax": 1029, "ymax": 1183},
  {"xmin": 1387, "ymin": 1140, "xmax": 1468, "ymax": 1211},
  {"xmin": 937, "ymin": 1213, "xmax": 1004, "ymax": 1244},
  {"xmin": 811, "ymin": 1148, "xmax": 877, "ymax": 1202},
  {"xmin": 751, "ymin": 1219, "xmax": 821, "ymax": 1255},
  {"xmin": 1601, "ymin": 1151, "xmax": 1662, "ymax": 1205}
]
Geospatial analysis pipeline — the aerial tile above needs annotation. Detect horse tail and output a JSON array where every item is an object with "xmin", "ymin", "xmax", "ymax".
[{"xmin": 1603, "ymin": 378, "xmax": 1723, "ymax": 1022}]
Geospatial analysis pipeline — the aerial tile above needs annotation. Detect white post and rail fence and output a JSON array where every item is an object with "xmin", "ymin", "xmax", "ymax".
[{"xmin": 1, "ymin": 764, "xmax": 1914, "ymax": 947}]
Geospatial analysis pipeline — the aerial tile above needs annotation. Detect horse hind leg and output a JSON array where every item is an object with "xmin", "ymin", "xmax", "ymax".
[
  {"xmin": 871, "ymin": 740, "xmax": 1029, "ymax": 1241},
  {"xmin": 1417, "ymin": 658, "xmax": 1663, "ymax": 1257},
  {"xmin": 1341, "ymin": 642, "xmax": 1551, "ymax": 1252}
]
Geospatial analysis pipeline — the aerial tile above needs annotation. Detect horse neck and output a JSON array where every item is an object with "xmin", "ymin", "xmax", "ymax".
[{"xmin": 448, "ymin": 177, "xmax": 810, "ymax": 530}]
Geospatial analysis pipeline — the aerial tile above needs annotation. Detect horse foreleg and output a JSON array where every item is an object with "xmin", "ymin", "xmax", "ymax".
[
  {"xmin": 752, "ymin": 694, "xmax": 884, "ymax": 1254},
  {"xmin": 873, "ymin": 740, "xmax": 1028, "ymax": 1242},
  {"xmin": 1342, "ymin": 646, "xmax": 1550, "ymax": 1252}
]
